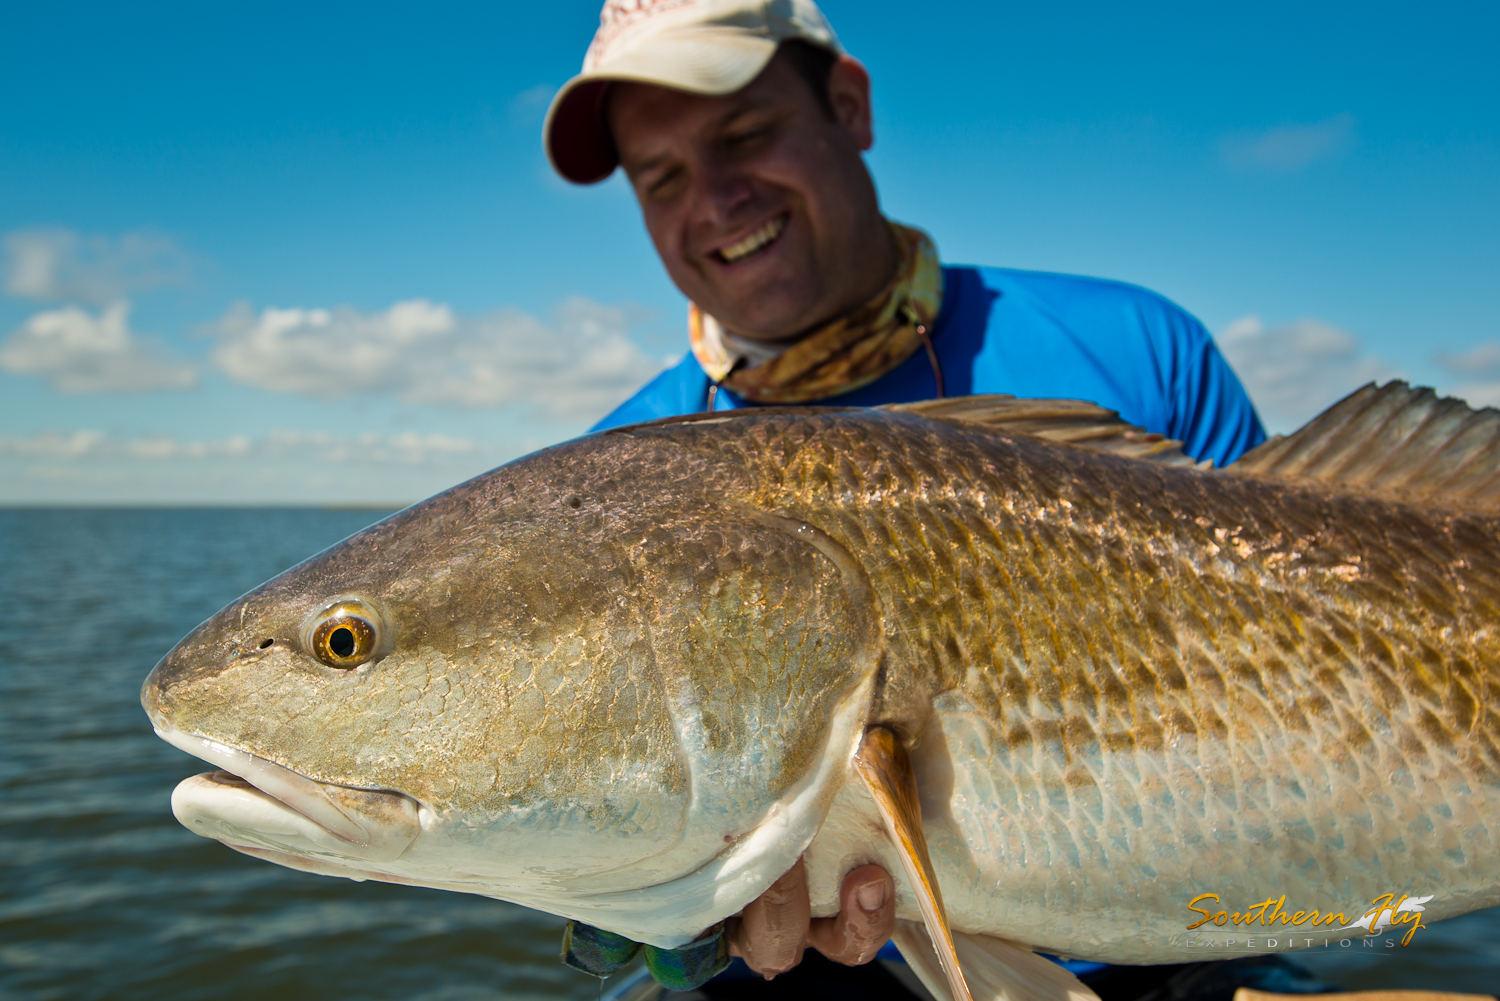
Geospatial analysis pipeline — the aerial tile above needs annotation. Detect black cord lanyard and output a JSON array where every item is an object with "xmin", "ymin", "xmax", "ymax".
[
  {"xmin": 902, "ymin": 303, "xmax": 946, "ymax": 399},
  {"xmin": 704, "ymin": 356, "xmax": 746, "ymax": 413}
]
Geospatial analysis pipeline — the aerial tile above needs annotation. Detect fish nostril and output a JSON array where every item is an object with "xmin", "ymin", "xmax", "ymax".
[
  {"xmin": 567, "ymin": 496, "xmax": 582, "ymax": 509},
  {"xmin": 259, "ymin": 638, "xmax": 274, "ymax": 649}
]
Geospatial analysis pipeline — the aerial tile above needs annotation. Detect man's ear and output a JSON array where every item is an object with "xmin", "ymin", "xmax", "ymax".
[{"xmin": 827, "ymin": 55, "xmax": 874, "ymax": 151}]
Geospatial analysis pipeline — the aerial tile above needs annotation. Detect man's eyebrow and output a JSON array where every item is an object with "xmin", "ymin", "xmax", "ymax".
[
  {"xmin": 620, "ymin": 96, "xmax": 782, "ymax": 176},
  {"xmin": 712, "ymin": 98, "xmax": 777, "ymax": 131},
  {"xmin": 623, "ymin": 148, "xmax": 669, "ymax": 177}
]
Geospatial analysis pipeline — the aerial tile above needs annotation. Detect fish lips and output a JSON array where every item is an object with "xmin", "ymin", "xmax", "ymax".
[{"xmin": 156, "ymin": 724, "xmax": 422, "ymax": 864}]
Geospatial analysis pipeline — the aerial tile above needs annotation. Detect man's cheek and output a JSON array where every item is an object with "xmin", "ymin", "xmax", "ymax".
[
  {"xmin": 657, "ymin": 241, "xmax": 712, "ymax": 298},
  {"xmin": 641, "ymin": 216, "xmax": 689, "ymax": 276}
]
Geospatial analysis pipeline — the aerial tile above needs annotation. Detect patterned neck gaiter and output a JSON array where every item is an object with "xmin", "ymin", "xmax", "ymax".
[{"xmin": 688, "ymin": 221, "xmax": 943, "ymax": 404}]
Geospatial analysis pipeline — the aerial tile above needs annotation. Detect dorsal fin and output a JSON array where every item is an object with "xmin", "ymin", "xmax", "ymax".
[
  {"xmin": 883, "ymin": 396, "xmax": 1212, "ymax": 469},
  {"xmin": 1228, "ymin": 382, "xmax": 1500, "ymax": 513}
]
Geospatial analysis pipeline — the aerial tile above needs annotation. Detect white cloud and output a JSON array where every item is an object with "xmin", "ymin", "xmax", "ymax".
[
  {"xmin": 1217, "ymin": 314, "xmax": 1399, "ymax": 433},
  {"xmin": 1435, "ymin": 341, "xmax": 1500, "ymax": 409},
  {"xmin": 211, "ymin": 296, "xmax": 665, "ymax": 421},
  {"xmin": 0, "ymin": 301, "xmax": 198, "ymax": 393},
  {"xmin": 0, "ymin": 428, "xmax": 488, "ymax": 466},
  {"xmin": 0, "ymin": 429, "xmax": 109, "ymax": 458},
  {"xmin": 0, "ymin": 427, "xmax": 505, "ymax": 505},
  {"xmin": 1220, "ymin": 113, "xmax": 1356, "ymax": 171},
  {"xmin": 210, "ymin": 299, "xmax": 454, "ymax": 397},
  {"xmin": 510, "ymin": 83, "xmax": 556, "ymax": 125},
  {"xmin": 1436, "ymin": 342, "xmax": 1500, "ymax": 376},
  {"xmin": 3, "ymin": 228, "xmax": 193, "ymax": 304}
]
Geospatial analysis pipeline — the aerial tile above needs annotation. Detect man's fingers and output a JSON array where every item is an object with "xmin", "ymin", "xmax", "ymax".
[
  {"xmin": 728, "ymin": 857, "xmax": 812, "ymax": 978},
  {"xmin": 807, "ymin": 863, "xmax": 896, "ymax": 966},
  {"xmin": 727, "ymin": 860, "xmax": 897, "ymax": 978}
]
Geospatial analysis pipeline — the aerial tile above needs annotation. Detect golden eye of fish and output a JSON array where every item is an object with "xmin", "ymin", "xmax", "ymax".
[{"xmin": 305, "ymin": 601, "xmax": 383, "ymax": 669}]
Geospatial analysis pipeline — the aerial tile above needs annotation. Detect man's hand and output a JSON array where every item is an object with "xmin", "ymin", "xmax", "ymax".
[{"xmin": 727, "ymin": 858, "xmax": 895, "ymax": 978}]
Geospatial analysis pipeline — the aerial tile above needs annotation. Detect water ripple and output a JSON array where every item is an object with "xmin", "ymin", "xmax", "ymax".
[{"xmin": 0, "ymin": 509, "xmax": 586, "ymax": 1001}]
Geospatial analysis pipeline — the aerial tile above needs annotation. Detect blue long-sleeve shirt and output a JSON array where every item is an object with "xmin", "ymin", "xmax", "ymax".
[
  {"xmin": 594, "ymin": 265, "xmax": 1265, "ymax": 467},
  {"xmin": 591, "ymin": 263, "xmax": 1265, "ymax": 982}
]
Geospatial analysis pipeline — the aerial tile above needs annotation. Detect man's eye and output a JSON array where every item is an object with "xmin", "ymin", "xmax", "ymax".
[
  {"xmin": 725, "ymin": 127, "xmax": 769, "ymax": 148},
  {"xmin": 644, "ymin": 168, "xmax": 683, "ymax": 199}
]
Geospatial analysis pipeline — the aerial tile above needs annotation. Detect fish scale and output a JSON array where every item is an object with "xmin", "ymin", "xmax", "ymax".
[
  {"xmin": 615, "ymin": 408, "xmax": 1500, "ymax": 956},
  {"xmin": 144, "ymin": 386, "xmax": 1500, "ymax": 987}
]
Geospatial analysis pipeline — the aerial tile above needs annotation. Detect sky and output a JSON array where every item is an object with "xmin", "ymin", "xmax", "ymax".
[{"xmin": 1, "ymin": 0, "xmax": 1496, "ymax": 505}]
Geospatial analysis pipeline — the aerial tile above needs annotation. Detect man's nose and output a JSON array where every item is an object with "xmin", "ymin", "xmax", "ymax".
[{"xmin": 688, "ymin": 158, "xmax": 755, "ymax": 229}]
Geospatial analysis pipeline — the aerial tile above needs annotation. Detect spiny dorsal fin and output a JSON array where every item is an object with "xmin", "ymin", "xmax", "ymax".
[
  {"xmin": 884, "ymin": 396, "xmax": 1212, "ymax": 469},
  {"xmin": 1228, "ymin": 382, "xmax": 1500, "ymax": 513}
]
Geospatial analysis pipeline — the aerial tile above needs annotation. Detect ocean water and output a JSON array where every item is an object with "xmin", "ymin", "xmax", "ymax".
[
  {"xmin": 0, "ymin": 508, "xmax": 584, "ymax": 1001},
  {"xmin": 2, "ymin": 507, "xmax": 1497, "ymax": 1000}
]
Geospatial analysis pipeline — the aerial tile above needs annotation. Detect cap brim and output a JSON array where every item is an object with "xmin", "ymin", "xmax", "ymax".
[{"xmin": 544, "ymin": 31, "xmax": 779, "ymax": 185}]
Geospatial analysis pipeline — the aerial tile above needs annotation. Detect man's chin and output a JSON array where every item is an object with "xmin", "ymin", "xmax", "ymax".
[
  {"xmin": 700, "ymin": 287, "xmax": 833, "ymax": 344},
  {"xmin": 679, "ymin": 246, "xmax": 830, "ymax": 340}
]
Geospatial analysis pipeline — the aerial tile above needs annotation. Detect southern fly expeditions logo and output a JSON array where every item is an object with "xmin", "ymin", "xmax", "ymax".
[{"xmin": 1169, "ymin": 892, "xmax": 1436, "ymax": 954}]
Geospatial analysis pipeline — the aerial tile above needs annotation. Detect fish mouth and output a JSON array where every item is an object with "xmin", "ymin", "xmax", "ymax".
[{"xmin": 156, "ymin": 724, "xmax": 423, "ymax": 864}]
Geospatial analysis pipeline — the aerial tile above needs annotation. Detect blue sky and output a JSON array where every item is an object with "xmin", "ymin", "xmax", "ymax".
[{"xmin": 2, "ymin": 1, "xmax": 1496, "ymax": 504}]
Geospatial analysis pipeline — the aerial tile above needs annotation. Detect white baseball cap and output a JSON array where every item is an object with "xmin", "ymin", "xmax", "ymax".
[{"xmin": 545, "ymin": 0, "xmax": 844, "ymax": 184}]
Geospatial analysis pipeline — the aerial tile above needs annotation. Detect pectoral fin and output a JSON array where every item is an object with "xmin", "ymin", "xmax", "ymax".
[
  {"xmin": 892, "ymin": 921, "xmax": 1101, "ymax": 1001},
  {"xmin": 854, "ymin": 726, "xmax": 973, "ymax": 1001},
  {"xmin": 855, "ymin": 726, "xmax": 1098, "ymax": 1001}
]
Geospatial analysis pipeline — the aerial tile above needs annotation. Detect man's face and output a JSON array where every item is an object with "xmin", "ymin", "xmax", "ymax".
[{"xmin": 610, "ymin": 51, "xmax": 889, "ymax": 342}]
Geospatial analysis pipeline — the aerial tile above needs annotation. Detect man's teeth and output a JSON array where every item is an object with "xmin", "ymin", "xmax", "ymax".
[{"xmin": 718, "ymin": 216, "xmax": 786, "ymax": 263}]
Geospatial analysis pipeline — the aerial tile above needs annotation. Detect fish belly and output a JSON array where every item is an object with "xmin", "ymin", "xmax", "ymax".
[{"xmin": 914, "ymin": 689, "xmax": 1500, "ymax": 965}]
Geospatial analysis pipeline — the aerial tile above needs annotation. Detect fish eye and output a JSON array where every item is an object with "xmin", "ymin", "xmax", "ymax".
[{"xmin": 303, "ymin": 599, "xmax": 384, "ymax": 670}]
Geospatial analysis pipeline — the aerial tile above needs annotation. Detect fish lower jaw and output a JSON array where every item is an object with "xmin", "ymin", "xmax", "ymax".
[{"xmin": 155, "ymin": 725, "xmax": 422, "ymax": 861}]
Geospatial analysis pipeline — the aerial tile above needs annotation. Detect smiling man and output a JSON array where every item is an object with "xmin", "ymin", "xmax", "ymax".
[
  {"xmin": 544, "ymin": 1, "xmax": 1286, "ymax": 998},
  {"xmin": 548, "ymin": 1, "xmax": 1263, "ymax": 465}
]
